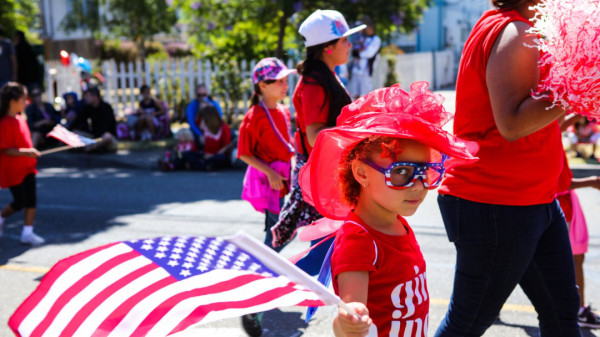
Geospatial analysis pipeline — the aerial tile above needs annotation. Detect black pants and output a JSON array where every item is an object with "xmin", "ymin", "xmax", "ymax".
[{"xmin": 9, "ymin": 174, "xmax": 37, "ymax": 211}]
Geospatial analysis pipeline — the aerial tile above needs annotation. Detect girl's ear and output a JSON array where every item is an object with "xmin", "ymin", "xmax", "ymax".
[
  {"xmin": 351, "ymin": 160, "xmax": 368, "ymax": 188},
  {"xmin": 258, "ymin": 81, "xmax": 267, "ymax": 92}
]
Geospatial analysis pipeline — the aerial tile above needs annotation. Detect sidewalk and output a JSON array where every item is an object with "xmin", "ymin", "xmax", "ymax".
[{"xmin": 38, "ymin": 140, "xmax": 173, "ymax": 170}]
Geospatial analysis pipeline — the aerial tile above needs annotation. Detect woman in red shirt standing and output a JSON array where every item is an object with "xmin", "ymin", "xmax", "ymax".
[
  {"xmin": 272, "ymin": 10, "xmax": 365, "ymax": 269},
  {"xmin": 435, "ymin": 1, "xmax": 580, "ymax": 336},
  {"xmin": 0, "ymin": 82, "xmax": 44, "ymax": 245}
]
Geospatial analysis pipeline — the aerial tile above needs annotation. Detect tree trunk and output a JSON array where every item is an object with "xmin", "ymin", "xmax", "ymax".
[{"xmin": 275, "ymin": 14, "xmax": 287, "ymax": 58}]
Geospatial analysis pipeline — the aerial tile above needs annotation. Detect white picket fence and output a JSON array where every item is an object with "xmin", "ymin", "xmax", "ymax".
[
  {"xmin": 43, "ymin": 50, "xmax": 456, "ymax": 120},
  {"xmin": 99, "ymin": 58, "xmax": 300, "ymax": 119}
]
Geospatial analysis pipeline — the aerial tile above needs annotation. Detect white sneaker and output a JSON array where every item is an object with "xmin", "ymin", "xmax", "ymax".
[{"xmin": 20, "ymin": 232, "xmax": 45, "ymax": 246}]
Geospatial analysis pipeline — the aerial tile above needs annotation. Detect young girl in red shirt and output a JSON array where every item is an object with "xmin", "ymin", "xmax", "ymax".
[
  {"xmin": 0, "ymin": 82, "xmax": 44, "ymax": 245},
  {"xmin": 272, "ymin": 9, "xmax": 366, "ymax": 276},
  {"xmin": 237, "ymin": 57, "xmax": 296, "ymax": 250},
  {"xmin": 237, "ymin": 57, "xmax": 296, "ymax": 336},
  {"xmin": 299, "ymin": 83, "xmax": 479, "ymax": 337}
]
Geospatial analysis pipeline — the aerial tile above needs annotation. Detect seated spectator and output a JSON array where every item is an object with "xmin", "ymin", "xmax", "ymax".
[
  {"xmin": 157, "ymin": 128, "xmax": 197, "ymax": 171},
  {"xmin": 25, "ymin": 87, "xmax": 61, "ymax": 148},
  {"xmin": 159, "ymin": 104, "xmax": 233, "ymax": 172},
  {"xmin": 135, "ymin": 84, "xmax": 165, "ymax": 141},
  {"xmin": 196, "ymin": 103, "xmax": 234, "ymax": 168},
  {"xmin": 61, "ymin": 91, "xmax": 83, "ymax": 129},
  {"xmin": 568, "ymin": 117, "xmax": 600, "ymax": 159},
  {"xmin": 186, "ymin": 83, "xmax": 223, "ymax": 148},
  {"xmin": 70, "ymin": 87, "xmax": 118, "ymax": 153}
]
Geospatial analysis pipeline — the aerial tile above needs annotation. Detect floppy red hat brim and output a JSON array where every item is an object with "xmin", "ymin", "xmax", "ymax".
[{"xmin": 299, "ymin": 82, "xmax": 479, "ymax": 220}]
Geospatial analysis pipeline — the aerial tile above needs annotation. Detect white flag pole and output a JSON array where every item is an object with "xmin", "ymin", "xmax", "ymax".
[
  {"xmin": 40, "ymin": 145, "xmax": 74, "ymax": 155},
  {"xmin": 230, "ymin": 231, "xmax": 360, "ymax": 318}
]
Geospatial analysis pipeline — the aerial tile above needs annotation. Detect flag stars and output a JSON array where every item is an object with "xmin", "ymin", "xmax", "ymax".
[
  {"xmin": 170, "ymin": 253, "xmax": 182, "ymax": 260},
  {"xmin": 157, "ymin": 246, "xmax": 169, "ymax": 252},
  {"xmin": 155, "ymin": 252, "xmax": 166, "ymax": 259},
  {"xmin": 182, "ymin": 262, "xmax": 194, "ymax": 269},
  {"xmin": 238, "ymin": 253, "xmax": 250, "ymax": 261},
  {"xmin": 143, "ymin": 239, "xmax": 155, "ymax": 244},
  {"xmin": 168, "ymin": 260, "xmax": 179, "ymax": 267},
  {"xmin": 172, "ymin": 247, "xmax": 184, "ymax": 254},
  {"xmin": 180, "ymin": 269, "xmax": 192, "ymax": 277},
  {"xmin": 141, "ymin": 244, "xmax": 153, "ymax": 251},
  {"xmin": 174, "ymin": 242, "xmax": 186, "ymax": 249},
  {"xmin": 185, "ymin": 256, "xmax": 196, "ymax": 263}
]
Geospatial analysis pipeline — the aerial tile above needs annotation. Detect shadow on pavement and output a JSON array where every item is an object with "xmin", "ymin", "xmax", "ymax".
[
  {"xmin": 493, "ymin": 316, "xmax": 540, "ymax": 337},
  {"xmin": 493, "ymin": 316, "xmax": 600, "ymax": 337},
  {"xmin": 262, "ymin": 309, "xmax": 308, "ymax": 337},
  {"xmin": 0, "ymin": 149, "xmax": 246, "ymax": 266}
]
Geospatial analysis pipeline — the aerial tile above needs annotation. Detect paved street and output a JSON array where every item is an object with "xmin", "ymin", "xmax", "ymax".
[
  {"xmin": 1, "ymin": 91, "xmax": 600, "ymax": 336},
  {"xmin": 1, "ymin": 148, "xmax": 599, "ymax": 337}
]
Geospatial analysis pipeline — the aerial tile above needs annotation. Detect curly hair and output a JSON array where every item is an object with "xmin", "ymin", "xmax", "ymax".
[{"xmin": 338, "ymin": 136, "xmax": 397, "ymax": 207}]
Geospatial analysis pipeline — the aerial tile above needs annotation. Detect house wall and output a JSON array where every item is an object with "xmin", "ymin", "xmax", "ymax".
[{"xmin": 40, "ymin": 0, "xmax": 101, "ymax": 59}]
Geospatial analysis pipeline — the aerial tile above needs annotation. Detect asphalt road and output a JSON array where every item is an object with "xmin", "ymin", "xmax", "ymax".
[{"xmin": 0, "ymin": 148, "xmax": 599, "ymax": 337}]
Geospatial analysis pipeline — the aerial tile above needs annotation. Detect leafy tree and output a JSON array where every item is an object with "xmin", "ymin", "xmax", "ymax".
[
  {"xmin": 61, "ymin": 0, "xmax": 177, "ymax": 60},
  {"xmin": 0, "ymin": 0, "xmax": 41, "ymax": 42},
  {"xmin": 175, "ymin": 0, "xmax": 431, "ymax": 61}
]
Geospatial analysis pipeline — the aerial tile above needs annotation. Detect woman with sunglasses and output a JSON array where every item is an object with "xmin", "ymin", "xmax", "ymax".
[
  {"xmin": 435, "ymin": 0, "xmax": 582, "ymax": 336},
  {"xmin": 298, "ymin": 83, "xmax": 479, "ymax": 337}
]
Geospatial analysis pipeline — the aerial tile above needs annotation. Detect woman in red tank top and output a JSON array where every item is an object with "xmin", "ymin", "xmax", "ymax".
[{"xmin": 435, "ymin": 1, "xmax": 582, "ymax": 336}]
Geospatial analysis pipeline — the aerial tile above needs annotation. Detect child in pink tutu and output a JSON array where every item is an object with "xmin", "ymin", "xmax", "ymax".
[
  {"xmin": 556, "ymin": 154, "xmax": 600, "ymax": 328},
  {"xmin": 298, "ymin": 82, "xmax": 479, "ymax": 337}
]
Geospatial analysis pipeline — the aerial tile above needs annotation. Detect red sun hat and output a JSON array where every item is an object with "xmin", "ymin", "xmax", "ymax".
[{"xmin": 299, "ymin": 81, "xmax": 480, "ymax": 220}]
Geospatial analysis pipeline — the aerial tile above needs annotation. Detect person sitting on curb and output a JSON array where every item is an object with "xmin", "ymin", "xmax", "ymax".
[
  {"xmin": 24, "ymin": 87, "xmax": 61, "ymax": 149},
  {"xmin": 186, "ymin": 83, "xmax": 223, "ymax": 149},
  {"xmin": 69, "ymin": 86, "xmax": 118, "ymax": 153}
]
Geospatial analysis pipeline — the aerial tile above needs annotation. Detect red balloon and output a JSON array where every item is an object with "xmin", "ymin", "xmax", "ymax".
[{"xmin": 60, "ymin": 50, "xmax": 70, "ymax": 66}]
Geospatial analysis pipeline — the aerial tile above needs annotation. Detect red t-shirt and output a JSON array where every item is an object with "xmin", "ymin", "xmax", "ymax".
[
  {"xmin": 293, "ymin": 77, "xmax": 330, "ymax": 155},
  {"xmin": 332, "ymin": 212, "xmax": 429, "ymax": 337},
  {"xmin": 237, "ymin": 104, "xmax": 293, "ymax": 163},
  {"xmin": 202, "ymin": 123, "xmax": 231, "ymax": 155},
  {"xmin": 438, "ymin": 9, "xmax": 564, "ymax": 205},
  {"xmin": 0, "ymin": 114, "xmax": 38, "ymax": 188}
]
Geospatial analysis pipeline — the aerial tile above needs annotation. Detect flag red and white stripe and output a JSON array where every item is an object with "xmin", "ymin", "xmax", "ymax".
[
  {"xmin": 8, "ymin": 232, "xmax": 341, "ymax": 337},
  {"xmin": 46, "ymin": 124, "xmax": 97, "ymax": 148}
]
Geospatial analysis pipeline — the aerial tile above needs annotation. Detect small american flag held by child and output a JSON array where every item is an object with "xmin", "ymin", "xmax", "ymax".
[
  {"xmin": 8, "ymin": 231, "xmax": 345, "ymax": 337},
  {"xmin": 46, "ymin": 124, "xmax": 97, "ymax": 148}
]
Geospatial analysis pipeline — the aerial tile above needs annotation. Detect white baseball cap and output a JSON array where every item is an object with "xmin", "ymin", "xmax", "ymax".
[{"xmin": 299, "ymin": 10, "xmax": 366, "ymax": 47}]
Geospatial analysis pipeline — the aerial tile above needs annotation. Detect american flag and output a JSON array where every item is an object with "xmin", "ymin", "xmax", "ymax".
[
  {"xmin": 9, "ymin": 232, "xmax": 340, "ymax": 337},
  {"xmin": 46, "ymin": 124, "xmax": 97, "ymax": 148}
]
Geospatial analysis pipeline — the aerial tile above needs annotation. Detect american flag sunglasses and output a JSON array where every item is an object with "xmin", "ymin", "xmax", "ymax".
[{"xmin": 361, "ymin": 155, "xmax": 447, "ymax": 190}]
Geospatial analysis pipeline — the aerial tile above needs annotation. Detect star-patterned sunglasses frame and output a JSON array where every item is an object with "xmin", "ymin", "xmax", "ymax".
[{"xmin": 361, "ymin": 154, "xmax": 448, "ymax": 190}]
